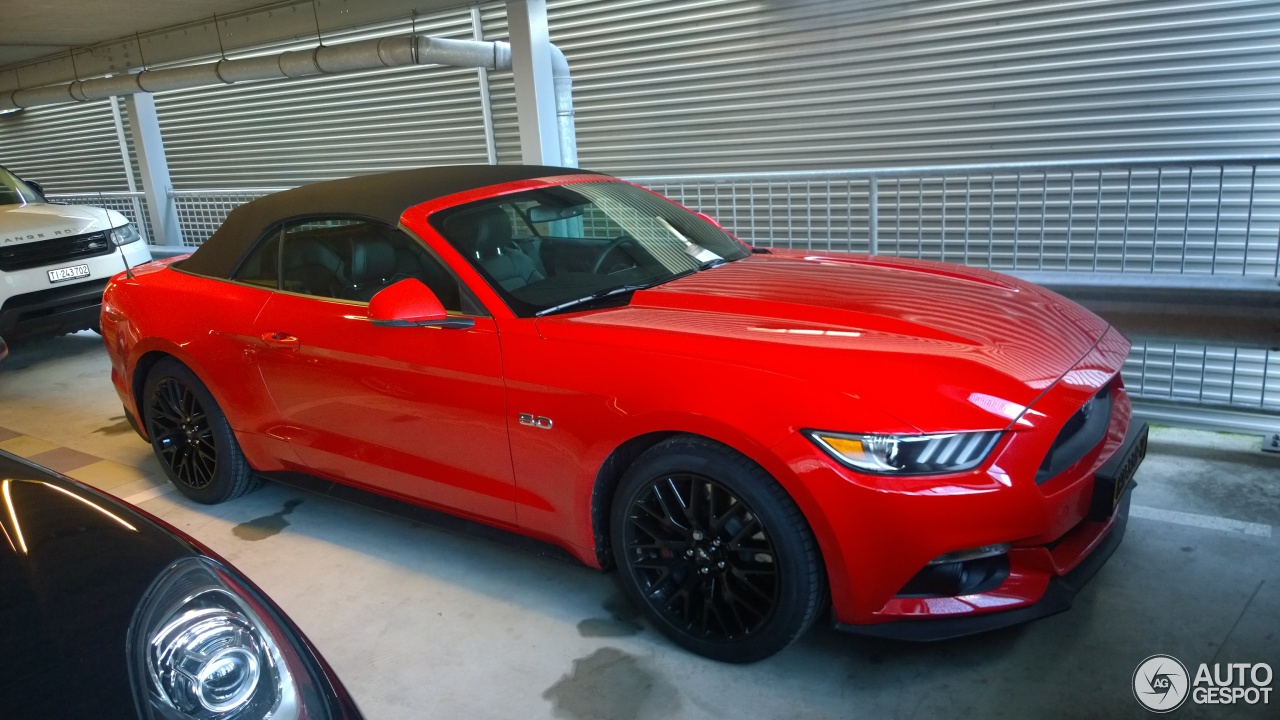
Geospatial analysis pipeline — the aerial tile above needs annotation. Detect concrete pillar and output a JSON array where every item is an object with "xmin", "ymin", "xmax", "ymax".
[
  {"xmin": 107, "ymin": 95, "xmax": 152, "ymax": 244},
  {"xmin": 123, "ymin": 93, "xmax": 183, "ymax": 246},
  {"xmin": 506, "ymin": 0, "xmax": 561, "ymax": 166}
]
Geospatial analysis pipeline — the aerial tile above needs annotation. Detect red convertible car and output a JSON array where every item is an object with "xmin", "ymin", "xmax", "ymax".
[{"xmin": 103, "ymin": 165, "xmax": 1146, "ymax": 662}]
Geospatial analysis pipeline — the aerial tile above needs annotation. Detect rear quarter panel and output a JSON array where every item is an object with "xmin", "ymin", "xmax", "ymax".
[{"xmin": 103, "ymin": 264, "xmax": 294, "ymax": 471}]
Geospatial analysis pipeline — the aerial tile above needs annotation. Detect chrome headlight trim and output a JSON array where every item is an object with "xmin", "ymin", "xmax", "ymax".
[
  {"xmin": 128, "ymin": 556, "xmax": 334, "ymax": 720},
  {"xmin": 110, "ymin": 222, "xmax": 143, "ymax": 246},
  {"xmin": 805, "ymin": 429, "xmax": 1003, "ymax": 475}
]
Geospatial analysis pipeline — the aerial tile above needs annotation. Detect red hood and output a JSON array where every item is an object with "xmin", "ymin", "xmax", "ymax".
[{"xmin": 536, "ymin": 253, "xmax": 1117, "ymax": 433}]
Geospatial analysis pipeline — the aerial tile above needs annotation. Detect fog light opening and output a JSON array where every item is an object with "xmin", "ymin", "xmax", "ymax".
[
  {"xmin": 898, "ymin": 546, "xmax": 1012, "ymax": 598},
  {"xmin": 926, "ymin": 543, "xmax": 1012, "ymax": 566}
]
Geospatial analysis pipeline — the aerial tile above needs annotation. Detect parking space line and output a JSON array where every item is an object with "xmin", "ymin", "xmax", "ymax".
[
  {"xmin": 122, "ymin": 483, "xmax": 176, "ymax": 505},
  {"xmin": 1131, "ymin": 504, "xmax": 1273, "ymax": 538}
]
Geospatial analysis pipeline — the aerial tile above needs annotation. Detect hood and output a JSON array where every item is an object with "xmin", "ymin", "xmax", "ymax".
[
  {"xmin": 0, "ymin": 452, "xmax": 194, "ymax": 716},
  {"xmin": 0, "ymin": 202, "xmax": 128, "ymax": 246},
  {"xmin": 537, "ymin": 253, "xmax": 1114, "ymax": 433}
]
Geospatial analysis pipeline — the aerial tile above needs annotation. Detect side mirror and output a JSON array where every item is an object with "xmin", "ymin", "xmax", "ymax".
[
  {"xmin": 23, "ymin": 179, "xmax": 44, "ymax": 197},
  {"xmin": 368, "ymin": 279, "xmax": 474, "ymax": 329}
]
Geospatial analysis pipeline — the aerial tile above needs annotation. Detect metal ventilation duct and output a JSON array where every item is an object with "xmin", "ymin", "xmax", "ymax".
[{"xmin": 1, "ymin": 33, "xmax": 577, "ymax": 167}]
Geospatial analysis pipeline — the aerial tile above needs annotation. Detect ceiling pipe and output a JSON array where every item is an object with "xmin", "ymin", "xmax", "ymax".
[{"xmin": 1, "ymin": 34, "xmax": 578, "ymax": 168}]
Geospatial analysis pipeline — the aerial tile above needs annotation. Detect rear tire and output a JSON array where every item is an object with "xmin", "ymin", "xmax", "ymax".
[
  {"xmin": 142, "ymin": 358, "xmax": 258, "ymax": 504},
  {"xmin": 610, "ymin": 436, "xmax": 825, "ymax": 663}
]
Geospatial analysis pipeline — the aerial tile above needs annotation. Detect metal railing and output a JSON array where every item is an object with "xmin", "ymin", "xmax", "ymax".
[
  {"xmin": 170, "ymin": 189, "xmax": 288, "ymax": 246},
  {"xmin": 51, "ymin": 189, "xmax": 282, "ymax": 247},
  {"xmin": 54, "ymin": 156, "xmax": 1280, "ymax": 434},
  {"xmin": 631, "ymin": 157, "xmax": 1280, "ymax": 279}
]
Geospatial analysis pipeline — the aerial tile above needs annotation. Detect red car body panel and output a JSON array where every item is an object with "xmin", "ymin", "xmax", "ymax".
[{"xmin": 103, "ymin": 173, "xmax": 1136, "ymax": 632}]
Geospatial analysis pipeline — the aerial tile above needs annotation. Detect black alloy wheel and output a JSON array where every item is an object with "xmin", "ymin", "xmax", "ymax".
[
  {"xmin": 622, "ymin": 473, "xmax": 780, "ymax": 641},
  {"xmin": 148, "ymin": 376, "xmax": 217, "ymax": 490},
  {"xmin": 143, "ymin": 358, "xmax": 258, "ymax": 504},
  {"xmin": 611, "ymin": 437, "xmax": 825, "ymax": 663}
]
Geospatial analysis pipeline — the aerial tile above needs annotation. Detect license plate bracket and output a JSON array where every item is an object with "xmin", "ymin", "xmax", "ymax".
[{"xmin": 1087, "ymin": 422, "xmax": 1148, "ymax": 521}]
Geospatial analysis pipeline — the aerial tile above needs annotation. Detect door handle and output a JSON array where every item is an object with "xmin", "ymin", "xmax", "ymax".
[{"xmin": 261, "ymin": 331, "xmax": 300, "ymax": 349}]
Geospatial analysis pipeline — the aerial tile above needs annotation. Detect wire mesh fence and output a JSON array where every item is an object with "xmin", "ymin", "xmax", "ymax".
[
  {"xmin": 171, "ymin": 189, "xmax": 287, "ymax": 246},
  {"xmin": 632, "ymin": 159, "xmax": 1280, "ymax": 278},
  {"xmin": 107, "ymin": 157, "xmax": 1279, "ymax": 428}
]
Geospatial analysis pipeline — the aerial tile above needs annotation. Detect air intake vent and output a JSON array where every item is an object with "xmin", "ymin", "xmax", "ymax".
[{"xmin": 1036, "ymin": 384, "xmax": 1113, "ymax": 484}]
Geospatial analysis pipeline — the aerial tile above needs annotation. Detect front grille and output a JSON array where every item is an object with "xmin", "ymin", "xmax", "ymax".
[
  {"xmin": 0, "ymin": 231, "xmax": 113, "ymax": 272},
  {"xmin": 1036, "ymin": 383, "xmax": 1113, "ymax": 484}
]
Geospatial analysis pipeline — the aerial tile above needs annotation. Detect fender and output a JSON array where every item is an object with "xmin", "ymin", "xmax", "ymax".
[{"xmin": 573, "ymin": 410, "xmax": 849, "ymax": 591}]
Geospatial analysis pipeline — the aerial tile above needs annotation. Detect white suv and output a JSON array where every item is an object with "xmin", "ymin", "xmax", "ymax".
[{"xmin": 1, "ymin": 165, "xmax": 152, "ymax": 337}]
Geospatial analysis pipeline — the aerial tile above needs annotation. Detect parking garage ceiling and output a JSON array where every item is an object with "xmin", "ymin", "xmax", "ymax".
[
  {"xmin": 0, "ymin": 0, "xmax": 474, "ymax": 83},
  {"xmin": 0, "ymin": 1, "xmax": 282, "ymax": 67}
]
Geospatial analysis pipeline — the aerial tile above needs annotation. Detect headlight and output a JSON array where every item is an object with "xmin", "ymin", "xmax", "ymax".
[
  {"xmin": 129, "ymin": 556, "xmax": 338, "ymax": 720},
  {"xmin": 806, "ymin": 430, "xmax": 1002, "ymax": 475},
  {"xmin": 110, "ymin": 222, "xmax": 143, "ymax": 246}
]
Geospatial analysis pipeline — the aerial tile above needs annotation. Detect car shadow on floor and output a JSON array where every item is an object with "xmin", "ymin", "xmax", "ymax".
[{"xmin": 0, "ymin": 330, "xmax": 105, "ymax": 372}]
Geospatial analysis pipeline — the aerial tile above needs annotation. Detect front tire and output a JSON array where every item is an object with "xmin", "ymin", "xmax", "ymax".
[
  {"xmin": 610, "ymin": 436, "xmax": 825, "ymax": 663},
  {"xmin": 142, "ymin": 358, "xmax": 258, "ymax": 504}
]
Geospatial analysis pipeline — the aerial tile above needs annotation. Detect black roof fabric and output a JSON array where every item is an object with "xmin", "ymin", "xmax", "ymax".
[{"xmin": 177, "ymin": 164, "xmax": 598, "ymax": 279}]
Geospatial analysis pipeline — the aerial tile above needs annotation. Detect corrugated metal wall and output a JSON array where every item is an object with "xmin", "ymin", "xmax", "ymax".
[
  {"xmin": 6, "ymin": 0, "xmax": 1280, "ymax": 185},
  {"xmin": 486, "ymin": 0, "xmax": 1280, "ymax": 175},
  {"xmin": 0, "ymin": 101, "xmax": 132, "ymax": 193},
  {"xmin": 1126, "ymin": 342, "xmax": 1278, "ymax": 412},
  {"xmin": 146, "ymin": 9, "xmax": 490, "ymax": 188}
]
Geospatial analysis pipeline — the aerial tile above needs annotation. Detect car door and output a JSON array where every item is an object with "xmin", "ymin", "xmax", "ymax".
[{"xmin": 249, "ymin": 216, "xmax": 516, "ymax": 523}]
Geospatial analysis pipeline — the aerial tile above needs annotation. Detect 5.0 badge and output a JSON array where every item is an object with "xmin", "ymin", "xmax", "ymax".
[{"xmin": 518, "ymin": 413, "xmax": 553, "ymax": 429}]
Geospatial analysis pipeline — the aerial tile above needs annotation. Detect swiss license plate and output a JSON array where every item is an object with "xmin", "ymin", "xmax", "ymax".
[
  {"xmin": 1088, "ymin": 423, "xmax": 1148, "ymax": 520},
  {"xmin": 48, "ymin": 264, "xmax": 90, "ymax": 283}
]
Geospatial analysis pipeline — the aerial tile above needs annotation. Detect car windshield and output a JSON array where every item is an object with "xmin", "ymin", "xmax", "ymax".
[
  {"xmin": 431, "ymin": 180, "xmax": 751, "ymax": 317},
  {"xmin": 0, "ymin": 166, "xmax": 43, "ymax": 206}
]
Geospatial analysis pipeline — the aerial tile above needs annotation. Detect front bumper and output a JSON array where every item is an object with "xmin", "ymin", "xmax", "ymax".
[
  {"xmin": 0, "ymin": 276, "xmax": 108, "ymax": 336},
  {"xmin": 774, "ymin": 328, "xmax": 1142, "ymax": 637},
  {"xmin": 0, "ymin": 240, "xmax": 151, "ymax": 337},
  {"xmin": 836, "ymin": 465, "xmax": 1136, "ymax": 641}
]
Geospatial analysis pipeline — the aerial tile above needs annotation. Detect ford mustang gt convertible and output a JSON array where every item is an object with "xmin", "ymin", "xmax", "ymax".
[{"xmin": 102, "ymin": 165, "xmax": 1147, "ymax": 662}]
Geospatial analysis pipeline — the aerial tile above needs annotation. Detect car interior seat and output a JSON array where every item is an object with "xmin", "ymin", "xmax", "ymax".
[
  {"xmin": 446, "ymin": 205, "xmax": 545, "ymax": 292},
  {"xmin": 346, "ymin": 228, "xmax": 463, "ymax": 310},
  {"xmin": 282, "ymin": 234, "xmax": 347, "ymax": 298},
  {"xmin": 347, "ymin": 232, "xmax": 399, "ymax": 302}
]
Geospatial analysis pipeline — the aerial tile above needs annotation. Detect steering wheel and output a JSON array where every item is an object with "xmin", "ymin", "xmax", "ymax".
[{"xmin": 592, "ymin": 235, "xmax": 640, "ymax": 274}]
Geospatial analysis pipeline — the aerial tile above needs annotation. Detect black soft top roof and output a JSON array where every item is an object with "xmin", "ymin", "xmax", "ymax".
[{"xmin": 177, "ymin": 164, "xmax": 598, "ymax": 278}]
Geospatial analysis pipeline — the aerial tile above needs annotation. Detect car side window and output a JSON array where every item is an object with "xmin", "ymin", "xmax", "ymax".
[
  {"xmin": 279, "ymin": 219, "xmax": 356, "ymax": 300},
  {"xmin": 276, "ymin": 217, "xmax": 466, "ymax": 312},
  {"xmin": 232, "ymin": 227, "xmax": 281, "ymax": 289}
]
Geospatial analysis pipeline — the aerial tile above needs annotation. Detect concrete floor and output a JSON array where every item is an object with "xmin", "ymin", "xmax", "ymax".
[{"xmin": 1, "ymin": 331, "xmax": 1277, "ymax": 720}]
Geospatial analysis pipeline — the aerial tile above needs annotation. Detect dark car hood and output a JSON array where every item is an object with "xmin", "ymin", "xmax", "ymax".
[
  {"xmin": 0, "ymin": 453, "xmax": 195, "ymax": 717},
  {"xmin": 537, "ymin": 252, "xmax": 1116, "ymax": 432}
]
